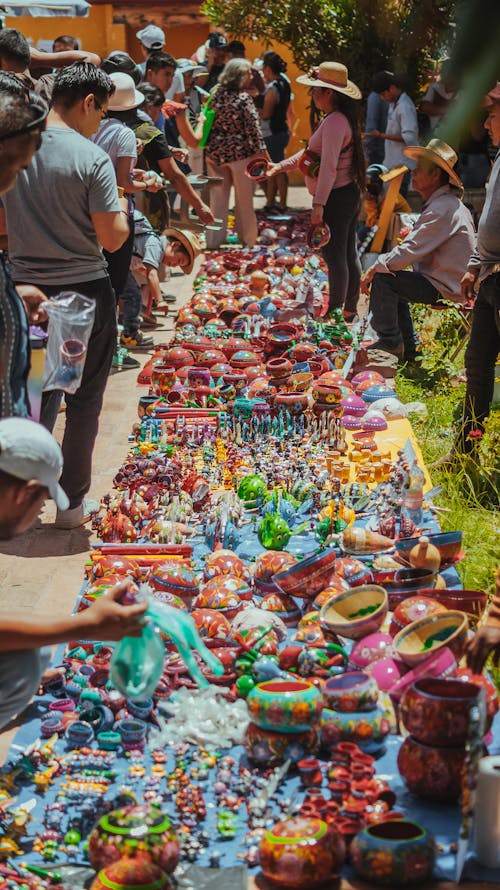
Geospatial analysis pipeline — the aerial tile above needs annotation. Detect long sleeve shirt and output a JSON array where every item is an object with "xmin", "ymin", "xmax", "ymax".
[
  {"xmin": 468, "ymin": 150, "xmax": 500, "ymax": 282},
  {"xmin": 384, "ymin": 92, "xmax": 419, "ymax": 170},
  {"xmin": 280, "ymin": 110, "xmax": 354, "ymax": 205},
  {"xmin": 365, "ymin": 91, "xmax": 388, "ymax": 165},
  {"xmin": 369, "ymin": 185, "xmax": 476, "ymax": 301}
]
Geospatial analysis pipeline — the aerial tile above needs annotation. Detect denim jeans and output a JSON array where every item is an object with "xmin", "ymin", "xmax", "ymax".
[
  {"xmin": 321, "ymin": 181, "xmax": 362, "ymax": 313},
  {"xmin": 369, "ymin": 270, "xmax": 440, "ymax": 357},
  {"xmin": 40, "ymin": 276, "xmax": 117, "ymax": 509},
  {"xmin": 460, "ymin": 272, "xmax": 500, "ymax": 450},
  {"xmin": 103, "ymin": 215, "xmax": 134, "ymax": 301},
  {"xmin": 121, "ymin": 271, "xmax": 142, "ymax": 336}
]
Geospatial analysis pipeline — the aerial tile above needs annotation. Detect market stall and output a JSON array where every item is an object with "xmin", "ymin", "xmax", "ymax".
[{"xmin": 1, "ymin": 212, "xmax": 499, "ymax": 890}]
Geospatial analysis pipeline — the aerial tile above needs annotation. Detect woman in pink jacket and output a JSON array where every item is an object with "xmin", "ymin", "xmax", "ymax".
[{"xmin": 268, "ymin": 61, "xmax": 365, "ymax": 320}]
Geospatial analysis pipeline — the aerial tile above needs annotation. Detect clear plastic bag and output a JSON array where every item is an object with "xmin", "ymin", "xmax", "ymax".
[{"xmin": 42, "ymin": 291, "xmax": 95, "ymax": 394}]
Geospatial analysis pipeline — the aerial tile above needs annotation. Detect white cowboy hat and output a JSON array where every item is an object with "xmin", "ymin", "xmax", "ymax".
[
  {"xmin": 108, "ymin": 73, "xmax": 144, "ymax": 111},
  {"xmin": 403, "ymin": 138, "xmax": 462, "ymax": 188}
]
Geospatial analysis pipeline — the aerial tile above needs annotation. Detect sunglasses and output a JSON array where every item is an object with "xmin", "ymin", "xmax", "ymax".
[{"xmin": 0, "ymin": 103, "xmax": 48, "ymax": 143}]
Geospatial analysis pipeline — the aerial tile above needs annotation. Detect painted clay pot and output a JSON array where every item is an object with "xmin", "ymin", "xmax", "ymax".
[
  {"xmin": 90, "ymin": 855, "xmax": 173, "ymax": 890},
  {"xmin": 351, "ymin": 820, "xmax": 435, "ymax": 885},
  {"xmin": 456, "ymin": 667, "xmax": 499, "ymax": 728},
  {"xmin": 389, "ymin": 646, "xmax": 457, "ymax": 704},
  {"xmin": 320, "ymin": 586, "xmax": 388, "ymax": 640},
  {"xmin": 150, "ymin": 364, "xmax": 176, "ymax": 396},
  {"xmin": 411, "ymin": 588, "xmax": 487, "ymax": 625},
  {"xmin": 243, "ymin": 722, "xmax": 320, "ymax": 766},
  {"xmin": 190, "ymin": 608, "xmax": 231, "ymax": 640},
  {"xmin": 88, "ymin": 805, "xmax": 179, "ymax": 872},
  {"xmin": 395, "ymin": 531, "xmax": 463, "ymax": 567},
  {"xmin": 394, "ymin": 611, "xmax": 468, "ymax": 667},
  {"xmin": 259, "ymin": 817, "xmax": 345, "ymax": 888},
  {"xmin": 389, "ymin": 596, "xmax": 446, "ymax": 637},
  {"xmin": 266, "ymin": 356, "xmax": 293, "ymax": 380},
  {"xmin": 335, "ymin": 557, "xmax": 374, "ymax": 587},
  {"xmin": 201, "ymin": 574, "xmax": 252, "ymax": 602},
  {"xmin": 260, "ymin": 593, "xmax": 302, "ymax": 627},
  {"xmin": 254, "ymin": 551, "xmax": 298, "ymax": 594},
  {"xmin": 397, "ymin": 735, "xmax": 466, "ymax": 801},
  {"xmin": 350, "ymin": 633, "xmax": 394, "ymax": 669},
  {"xmin": 272, "ymin": 548, "xmax": 337, "ymax": 599},
  {"xmin": 203, "ymin": 550, "xmax": 251, "ymax": 583},
  {"xmin": 399, "ymin": 677, "xmax": 485, "ymax": 746},
  {"xmin": 274, "ymin": 391, "xmax": 309, "ymax": 415},
  {"xmin": 322, "ymin": 671, "xmax": 379, "ymax": 713},
  {"xmin": 150, "ymin": 561, "xmax": 199, "ymax": 608},
  {"xmin": 320, "ymin": 706, "xmax": 392, "ymax": 756},
  {"xmin": 247, "ymin": 680, "xmax": 323, "ymax": 734}
]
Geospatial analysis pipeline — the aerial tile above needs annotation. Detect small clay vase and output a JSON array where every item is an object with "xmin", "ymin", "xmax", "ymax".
[{"xmin": 408, "ymin": 536, "xmax": 441, "ymax": 573}]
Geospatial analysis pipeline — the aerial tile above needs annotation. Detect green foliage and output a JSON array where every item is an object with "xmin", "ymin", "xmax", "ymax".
[{"xmin": 202, "ymin": 0, "xmax": 455, "ymax": 91}]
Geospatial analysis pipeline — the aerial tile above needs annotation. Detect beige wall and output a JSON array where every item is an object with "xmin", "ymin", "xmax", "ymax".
[{"xmin": 6, "ymin": 4, "xmax": 125, "ymax": 58}]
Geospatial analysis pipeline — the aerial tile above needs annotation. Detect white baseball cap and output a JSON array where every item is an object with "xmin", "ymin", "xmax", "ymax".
[
  {"xmin": 136, "ymin": 24, "xmax": 165, "ymax": 50},
  {"xmin": 0, "ymin": 417, "xmax": 69, "ymax": 510}
]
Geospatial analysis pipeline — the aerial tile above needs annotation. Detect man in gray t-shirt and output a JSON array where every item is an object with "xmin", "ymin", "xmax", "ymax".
[{"xmin": 0, "ymin": 64, "xmax": 129, "ymax": 529}]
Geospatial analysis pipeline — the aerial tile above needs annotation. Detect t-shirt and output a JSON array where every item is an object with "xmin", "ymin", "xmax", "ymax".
[
  {"xmin": 133, "ymin": 211, "xmax": 166, "ymax": 269},
  {"xmin": 1, "ymin": 127, "xmax": 120, "ymax": 286},
  {"xmin": 90, "ymin": 118, "xmax": 137, "ymax": 173},
  {"xmin": 384, "ymin": 92, "xmax": 419, "ymax": 171}
]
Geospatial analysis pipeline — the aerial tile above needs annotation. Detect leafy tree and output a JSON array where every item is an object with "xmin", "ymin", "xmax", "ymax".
[{"xmin": 202, "ymin": 0, "xmax": 455, "ymax": 93}]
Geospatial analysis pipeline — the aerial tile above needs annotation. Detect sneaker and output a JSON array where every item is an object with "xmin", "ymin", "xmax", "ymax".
[
  {"xmin": 366, "ymin": 340, "xmax": 405, "ymax": 359},
  {"xmin": 54, "ymin": 498, "xmax": 100, "ymax": 530},
  {"xmin": 120, "ymin": 331, "xmax": 154, "ymax": 351},
  {"xmin": 111, "ymin": 349, "xmax": 140, "ymax": 370}
]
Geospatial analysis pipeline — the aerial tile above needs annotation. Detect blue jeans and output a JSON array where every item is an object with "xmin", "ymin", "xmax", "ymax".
[
  {"xmin": 460, "ymin": 272, "xmax": 500, "ymax": 450},
  {"xmin": 369, "ymin": 270, "xmax": 440, "ymax": 357},
  {"xmin": 121, "ymin": 271, "xmax": 142, "ymax": 336}
]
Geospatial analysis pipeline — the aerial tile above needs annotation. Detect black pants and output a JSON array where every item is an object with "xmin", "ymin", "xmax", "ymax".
[
  {"xmin": 459, "ymin": 272, "xmax": 500, "ymax": 450},
  {"xmin": 40, "ymin": 276, "xmax": 117, "ymax": 509},
  {"xmin": 103, "ymin": 216, "xmax": 134, "ymax": 302},
  {"xmin": 369, "ymin": 270, "xmax": 440, "ymax": 358},
  {"xmin": 321, "ymin": 182, "xmax": 362, "ymax": 313}
]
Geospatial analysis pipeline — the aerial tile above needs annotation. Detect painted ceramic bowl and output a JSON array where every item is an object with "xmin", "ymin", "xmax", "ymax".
[
  {"xmin": 243, "ymin": 722, "xmax": 320, "ymax": 766},
  {"xmin": 362, "ymin": 410, "xmax": 388, "ymax": 432},
  {"xmin": 320, "ymin": 586, "xmax": 388, "ymax": 640},
  {"xmin": 273, "ymin": 548, "xmax": 338, "ymax": 599},
  {"xmin": 160, "ymin": 347, "xmax": 194, "ymax": 370},
  {"xmin": 389, "ymin": 647, "xmax": 457, "ymax": 703},
  {"xmin": 150, "ymin": 561, "xmax": 199, "ymax": 607},
  {"xmin": 313, "ymin": 578, "xmax": 350, "ymax": 610},
  {"xmin": 203, "ymin": 550, "xmax": 251, "ymax": 583},
  {"xmin": 274, "ymin": 391, "xmax": 309, "ymax": 415},
  {"xmin": 399, "ymin": 677, "xmax": 485, "ymax": 747},
  {"xmin": 397, "ymin": 735, "xmax": 465, "ymax": 801},
  {"xmin": 409, "ymin": 588, "xmax": 487, "ymax": 625},
  {"xmin": 395, "ymin": 531, "xmax": 463, "ymax": 566},
  {"xmin": 394, "ymin": 611, "xmax": 469, "ymax": 667},
  {"xmin": 190, "ymin": 608, "xmax": 231, "ymax": 640},
  {"xmin": 389, "ymin": 596, "xmax": 446, "ymax": 637},
  {"xmin": 260, "ymin": 817, "xmax": 345, "ymax": 888},
  {"xmin": 320, "ymin": 705, "xmax": 392, "ymax": 755},
  {"xmin": 335, "ymin": 557, "xmax": 374, "ymax": 587},
  {"xmin": 360, "ymin": 383, "xmax": 396, "ymax": 403},
  {"xmin": 88, "ymin": 805, "xmax": 179, "ymax": 872},
  {"xmin": 90, "ymin": 855, "xmax": 173, "ymax": 890},
  {"xmin": 231, "ymin": 349, "xmax": 262, "ymax": 370},
  {"xmin": 201, "ymin": 574, "xmax": 253, "ymax": 602},
  {"xmin": 351, "ymin": 820, "xmax": 435, "ymax": 886},
  {"xmin": 323, "ymin": 671, "xmax": 379, "ymax": 712},
  {"xmin": 370, "ymin": 657, "xmax": 406, "ymax": 693},
  {"xmin": 254, "ymin": 551, "xmax": 298, "ymax": 592},
  {"xmin": 350, "ymin": 633, "xmax": 395, "ymax": 669},
  {"xmin": 341, "ymin": 393, "xmax": 367, "ymax": 417},
  {"xmin": 193, "ymin": 589, "xmax": 243, "ymax": 621},
  {"xmin": 456, "ymin": 668, "xmax": 499, "ymax": 727},
  {"xmin": 260, "ymin": 593, "xmax": 302, "ymax": 627},
  {"xmin": 247, "ymin": 680, "xmax": 323, "ymax": 734}
]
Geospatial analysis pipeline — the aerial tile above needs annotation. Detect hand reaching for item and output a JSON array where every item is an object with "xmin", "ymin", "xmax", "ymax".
[
  {"xmin": 197, "ymin": 202, "xmax": 216, "ymax": 225},
  {"xmin": 79, "ymin": 580, "xmax": 147, "ymax": 641},
  {"xmin": 16, "ymin": 285, "xmax": 48, "ymax": 325}
]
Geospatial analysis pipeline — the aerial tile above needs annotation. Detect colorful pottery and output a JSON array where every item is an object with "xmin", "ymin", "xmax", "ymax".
[
  {"xmin": 201, "ymin": 574, "xmax": 252, "ymax": 601},
  {"xmin": 407, "ymin": 588, "xmax": 487, "ymax": 624},
  {"xmin": 399, "ymin": 677, "xmax": 485, "ymax": 746},
  {"xmin": 395, "ymin": 531, "xmax": 463, "ymax": 566},
  {"xmin": 394, "ymin": 611, "xmax": 469, "ymax": 667},
  {"xmin": 259, "ymin": 817, "xmax": 345, "ymax": 888},
  {"xmin": 351, "ymin": 820, "xmax": 435, "ymax": 885},
  {"xmin": 260, "ymin": 592, "xmax": 302, "ymax": 626},
  {"xmin": 90, "ymin": 855, "xmax": 173, "ymax": 890},
  {"xmin": 350, "ymin": 633, "xmax": 395, "ymax": 669},
  {"xmin": 322, "ymin": 671, "xmax": 379, "ymax": 712},
  {"xmin": 341, "ymin": 528, "xmax": 393, "ymax": 555},
  {"xmin": 88, "ymin": 805, "xmax": 179, "ymax": 872},
  {"xmin": 190, "ymin": 608, "xmax": 231, "ymax": 639},
  {"xmin": 247, "ymin": 680, "xmax": 323, "ymax": 733},
  {"xmin": 320, "ymin": 706, "xmax": 392, "ymax": 755},
  {"xmin": 243, "ymin": 722, "xmax": 320, "ymax": 766},
  {"xmin": 273, "ymin": 548, "xmax": 338, "ymax": 599},
  {"xmin": 397, "ymin": 735, "xmax": 466, "ymax": 801},
  {"xmin": 389, "ymin": 647, "xmax": 457, "ymax": 703},
  {"xmin": 370, "ymin": 657, "xmax": 406, "ymax": 693},
  {"xmin": 320, "ymin": 586, "xmax": 388, "ymax": 640},
  {"xmin": 203, "ymin": 550, "xmax": 251, "ymax": 582},
  {"xmin": 335, "ymin": 557, "xmax": 374, "ymax": 587},
  {"xmin": 455, "ymin": 667, "xmax": 499, "ymax": 727},
  {"xmin": 254, "ymin": 551, "xmax": 298, "ymax": 593},
  {"xmin": 389, "ymin": 596, "xmax": 446, "ymax": 637},
  {"xmin": 150, "ymin": 561, "xmax": 199, "ymax": 607}
]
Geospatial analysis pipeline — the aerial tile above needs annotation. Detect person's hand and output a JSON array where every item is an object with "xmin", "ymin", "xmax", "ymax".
[
  {"xmin": 16, "ymin": 285, "xmax": 48, "ymax": 324},
  {"xmin": 196, "ymin": 202, "xmax": 216, "ymax": 225},
  {"xmin": 170, "ymin": 147, "xmax": 189, "ymax": 165},
  {"xmin": 360, "ymin": 266, "xmax": 377, "ymax": 296},
  {"xmin": 310, "ymin": 204, "xmax": 324, "ymax": 225},
  {"xmin": 79, "ymin": 580, "xmax": 147, "ymax": 641},
  {"xmin": 465, "ymin": 625, "xmax": 500, "ymax": 674},
  {"xmin": 265, "ymin": 162, "xmax": 282, "ymax": 179},
  {"xmin": 366, "ymin": 130, "xmax": 382, "ymax": 138},
  {"xmin": 136, "ymin": 139, "xmax": 144, "ymax": 157},
  {"xmin": 461, "ymin": 268, "xmax": 479, "ymax": 302}
]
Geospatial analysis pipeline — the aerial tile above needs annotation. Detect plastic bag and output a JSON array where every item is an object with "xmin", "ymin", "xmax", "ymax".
[{"xmin": 42, "ymin": 291, "xmax": 95, "ymax": 394}]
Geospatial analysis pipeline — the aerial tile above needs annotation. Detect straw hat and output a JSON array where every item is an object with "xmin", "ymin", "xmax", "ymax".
[
  {"xmin": 163, "ymin": 227, "xmax": 202, "ymax": 274},
  {"xmin": 403, "ymin": 138, "xmax": 462, "ymax": 188},
  {"xmin": 297, "ymin": 62, "xmax": 361, "ymax": 99},
  {"xmin": 108, "ymin": 73, "xmax": 145, "ymax": 111}
]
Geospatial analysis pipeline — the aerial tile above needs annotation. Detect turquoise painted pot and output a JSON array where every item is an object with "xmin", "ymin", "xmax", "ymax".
[
  {"xmin": 350, "ymin": 820, "xmax": 435, "ymax": 885},
  {"xmin": 247, "ymin": 680, "xmax": 323, "ymax": 734},
  {"xmin": 320, "ymin": 705, "xmax": 392, "ymax": 755}
]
